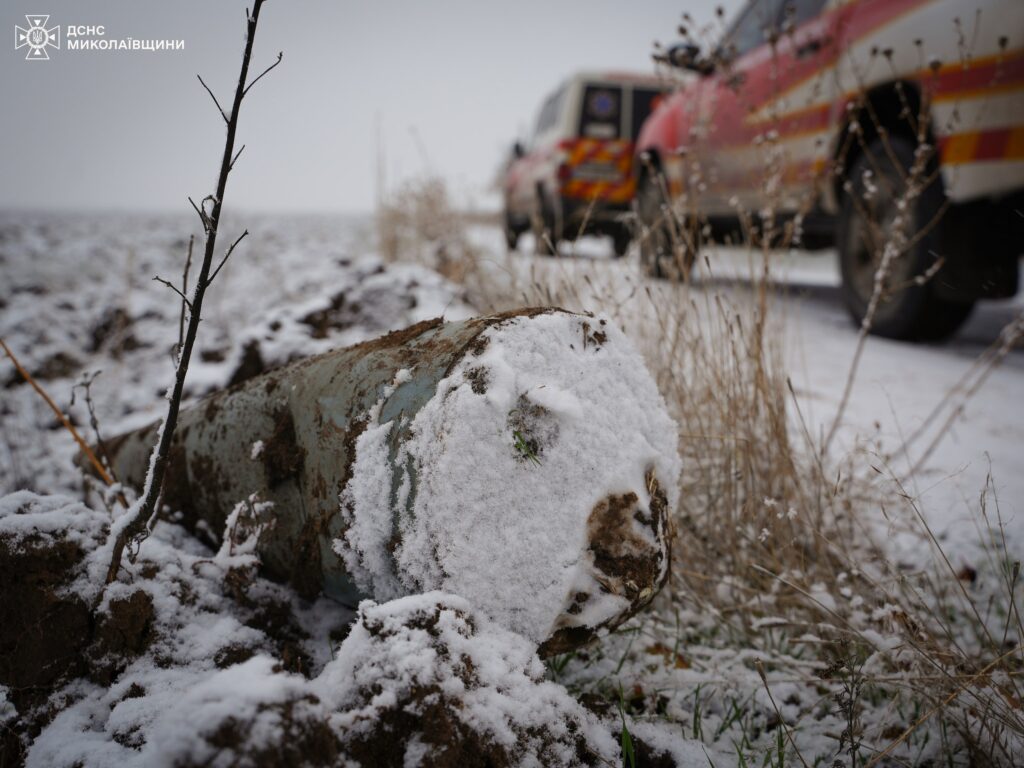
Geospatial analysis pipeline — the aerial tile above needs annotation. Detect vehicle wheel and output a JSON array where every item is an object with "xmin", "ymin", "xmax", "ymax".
[
  {"xmin": 612, "ymin": 227, "xmax": 631, "ymax": 258},
  {"xmin": 504, "ymin": 213, "xmax": 520, "ymax": 251},
  {"xmin": 837, "ymin": 136, "xmax": 973, "ymax": 340},
  {"xmin": 532, "ymin": 192, "xmax": 560, "ymax": 256},
  {"xmin": 636, "ymin": 173, "xmax": 694, "ymax": 279}
]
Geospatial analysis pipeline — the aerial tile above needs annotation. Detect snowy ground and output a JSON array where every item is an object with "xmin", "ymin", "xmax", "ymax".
[
  {"xmin": 0, "ymin": 211, "xmax": 473, "ymax": 496},
  {"xmin": 461, "ymin": 225, "xmax": 1024, "ymax": 765},
  {"xmin": 6, "ymin": 211, "xmax": 1016, "ymax": 553},
  {"xmin": 2, "ymin": 210, "xmax": 1022, "ymax": 765}
]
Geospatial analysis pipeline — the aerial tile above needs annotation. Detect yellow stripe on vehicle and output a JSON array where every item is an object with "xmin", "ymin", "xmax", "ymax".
[{"xmin": 941, "ymin": 132, "xmax": 980, "ymax": 165}]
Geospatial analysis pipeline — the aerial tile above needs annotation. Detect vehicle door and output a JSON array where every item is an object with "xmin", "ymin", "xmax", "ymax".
[
  {"xmin": 697, "ymin": 0, "xmax": 839, "ymax": 216},
  {"xmin": 507, "ymin": 85, "xmax": 567, "ymax": 216}
]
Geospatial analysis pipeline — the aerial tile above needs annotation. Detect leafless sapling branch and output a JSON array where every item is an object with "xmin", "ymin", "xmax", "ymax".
[
  {"xmin": 188, "ymin": 196, "xmax": 211, "ymax": 233},
  {"xmin": 197, "ymin": 74, "xmax": 229, "ymax": 123},
  {"xmin": 70, "ymin": 370, "xmax": 118, "ymax": 485},
  {"xmin": 208, "ymin": 229, "xmax": 249, "ymax": 285},
  {"xmin": 152, "ymin": 276, "xmax": 193, "ymax": 310},
  {"xmin": 230, "ymin": 144, "xmax": 246, "ymax": 170},
  {"xmin": 105, "ymin": 0, "xmax": 279, "ymax": 584},
  {"xmin": 243, "ymin": 51, "xmax": 283, "ymax": 96}
]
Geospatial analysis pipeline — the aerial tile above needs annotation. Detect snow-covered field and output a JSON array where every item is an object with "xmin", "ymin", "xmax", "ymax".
[
  {"xmin": 0, "ymin": 212, "xmax": 473, "ymax": 495},
  {"xmin": 2, "ymin": 210, "xmax": 1022, "ymax": 766}
]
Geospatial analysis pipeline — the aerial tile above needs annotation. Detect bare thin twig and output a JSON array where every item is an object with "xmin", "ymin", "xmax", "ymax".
[
  {"xmin": 208, "ymin": 229, "xmax": 249, "ymax": 285},
  {"xmin": 243, "ymin": 51, "xmax": 283, "ymax": 96},
  {"xmin": 152, "ymin": 276, "xmax": 193, "ymax": 310},
  {"xmin": 105, "ymin": 0, "xmax": 278, "ymax": 584},
  {"xmin": 188, "ymin": 196, "xmax": 211, "ymax": 232},
  {"xmin": 196, "ymin": 74, "xmax": 229, "ymax": 123},
  {"xmin": 70, "ymin": 371, "xmax": 118, "ymax": 484},
  {"xmin": 230, "ymin": 144, "xmax": 246, "ymax": 170}
]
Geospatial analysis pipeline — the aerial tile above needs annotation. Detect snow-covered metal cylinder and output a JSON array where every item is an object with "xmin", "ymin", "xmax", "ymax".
[{"xmin": 103, "ymin": 309, "xmax": 681, "ymax": 654}]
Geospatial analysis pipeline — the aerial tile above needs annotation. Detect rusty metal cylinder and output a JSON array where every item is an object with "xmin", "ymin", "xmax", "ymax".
[{"xmin": 104, "ymin": 309, "xmax": 681, "ymax": 654}]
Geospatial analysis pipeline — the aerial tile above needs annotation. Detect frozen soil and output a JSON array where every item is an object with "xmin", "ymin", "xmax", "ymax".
[
  {"xmin": 3, "ymin": 210, "xmax": 1022, "ymax": 766},
  {"xmin": 0, "ymin": 491, "xmax": 701, "ymax": 767},
  {"xmin": 455, "ymin": 223, "xmax": 1024, "ymax": 766},
  {"xmin": 0, "ymin": 212, "xmax": 704, "ymax": 766}
]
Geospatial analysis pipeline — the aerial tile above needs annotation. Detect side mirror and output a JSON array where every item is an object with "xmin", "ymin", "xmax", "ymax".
[
  {"xmin": 655, "ymin": 42, "xmax": 715, "ymax": 75},
  {"xmin": 513, "ymin": 141, "xmax": 525, "ymax": 159}
]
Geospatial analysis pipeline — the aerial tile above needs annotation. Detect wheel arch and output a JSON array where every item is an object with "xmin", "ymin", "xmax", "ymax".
[{"xmin": 830, "ymin": 79, "xmax": 938, "ymax": 204}]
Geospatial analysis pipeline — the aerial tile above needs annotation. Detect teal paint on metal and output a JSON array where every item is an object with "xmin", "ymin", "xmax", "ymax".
[{"xmin": 103, "ymin": 310, "xmax": 555, "ymax": 605}]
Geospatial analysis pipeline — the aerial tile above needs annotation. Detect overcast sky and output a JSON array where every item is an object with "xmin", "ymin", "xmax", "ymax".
[{"xmin": 1, "ymin": 1, "xmax": 742, "ymax": 214}]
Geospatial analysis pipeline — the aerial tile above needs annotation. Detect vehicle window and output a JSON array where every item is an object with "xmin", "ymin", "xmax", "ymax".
[
  {"xmin": 719, "ymin": 0, "xmax": 787, "ymax": 60},
  {"xmin": 579, "ymin": 85, "xmax": 622, "ymax": 140},
  {"xmin": 630, "ymin": 87, "xmax": 666, "ymax": 141},
  {"xmin": 780, "ymin": 0, "xmax": 826, "ymax": 30},
  {"xmin": 535, "ymin": 86, "xmax": 566, "ymax": 137}
]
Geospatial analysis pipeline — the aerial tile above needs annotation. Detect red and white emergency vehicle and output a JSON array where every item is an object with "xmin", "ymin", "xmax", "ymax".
[
  {"xmin": 637, "ymin": 0, "xmax": 1024, "ymax": 339},
  {"xmin": 503, "ymin": 71, "xmax": 667, "ymax": 256}
]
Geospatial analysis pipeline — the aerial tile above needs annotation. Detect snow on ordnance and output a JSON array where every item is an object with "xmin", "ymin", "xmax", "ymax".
[{"xmin": 100, "ymin": 309, "xmax": 681, "ymax": 653}]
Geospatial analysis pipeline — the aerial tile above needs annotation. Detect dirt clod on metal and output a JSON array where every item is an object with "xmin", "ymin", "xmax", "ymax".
[{"xmin": 539, "ymin": 471, "xmax": 671, "ymax": 658}]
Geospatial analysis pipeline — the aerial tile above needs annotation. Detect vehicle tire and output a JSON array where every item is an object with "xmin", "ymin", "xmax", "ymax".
[
  {"xmin": 636, "ymin": 172, "xmax": 694, "ymax": 279},
  {"xmin": 837, "ymin": 136, "xmax": 973, "ymax": 340},
  {"xmin": 504, "ymin": 213, "xmax": 520, "ymax": 251},
  {"xmin": 612, "ymin": 227, "xmax": 631, "ymax": 258},
  {"xmin": 532, "ymin": 191, "xmax": 560, "ymax": 257}
]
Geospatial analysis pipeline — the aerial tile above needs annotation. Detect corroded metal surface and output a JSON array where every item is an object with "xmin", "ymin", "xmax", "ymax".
[
  {"xmin": 102, "ymin": 308, "xmax": 677, "ymax": 655},
  {"xmin": 104, "ymin": 309, "xmax": 557, "ymax": 605}
]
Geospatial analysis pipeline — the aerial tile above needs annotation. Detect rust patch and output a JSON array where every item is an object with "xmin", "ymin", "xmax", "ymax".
[
  {"xmin": 343, "ymin": 316, "xmax": 443, "ymax": 356},
  {"xmin": 190, "ymin": 453, "xmax": 225, "ymax": 500},
  {"xmin": 203, "ymin": 392, "xmax": 223, "ymax": 423},
  {"xmin": 337, "ymin": 415, "xmax": 368, "ymax": 503},
  {"xmin": 262, "ymin": 408, "xmax": 306, "ymax": 488},
  {"xmin": 311, "ymin": 471, "xmax": 327, "ymax": 501}
]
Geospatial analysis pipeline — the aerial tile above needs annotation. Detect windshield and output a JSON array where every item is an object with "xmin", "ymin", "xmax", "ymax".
[{"xmin": 578, "ymin": 84, "xmax": 622, "ymax": 140}]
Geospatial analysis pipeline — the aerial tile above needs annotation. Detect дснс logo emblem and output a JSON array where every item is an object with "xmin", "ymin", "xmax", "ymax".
[{"xmin": 15, "ymin": 15, "xmax": 60, "ymax": 60}]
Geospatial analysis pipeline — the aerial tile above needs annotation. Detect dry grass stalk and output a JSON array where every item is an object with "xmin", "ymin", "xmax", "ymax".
[{"xmin": 375, "ymin": 128, "xmax": 1023, "ymax": 766}]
